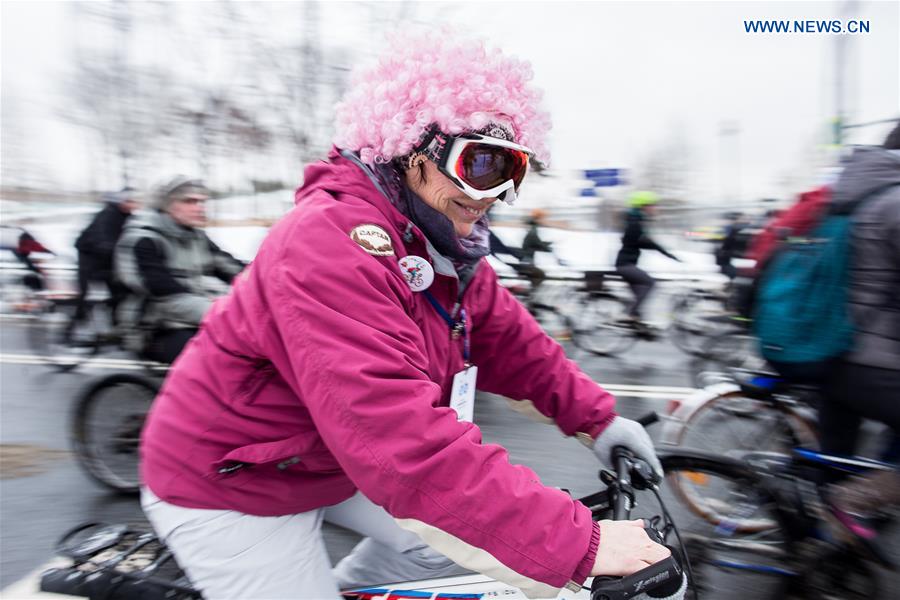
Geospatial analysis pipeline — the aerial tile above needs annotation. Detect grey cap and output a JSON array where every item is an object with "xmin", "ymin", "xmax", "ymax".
[
  {"xmin": 105, "ymin": 187, "xmax": 139, "ymax": 205},
  {"xmin": 152, "ymin": 176, "xmax": 210, "ymax": 211}
]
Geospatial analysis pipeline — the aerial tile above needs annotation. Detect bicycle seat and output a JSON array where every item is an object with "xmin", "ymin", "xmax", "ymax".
[{"xmin": 736, "ymin": 373, "xmax": 788, "ymax": 399}]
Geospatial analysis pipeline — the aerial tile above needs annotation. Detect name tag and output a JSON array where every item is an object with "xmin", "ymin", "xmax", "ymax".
[{"xmin": 449, "ymin": 365, "xmax": 478, "ymax": 422}]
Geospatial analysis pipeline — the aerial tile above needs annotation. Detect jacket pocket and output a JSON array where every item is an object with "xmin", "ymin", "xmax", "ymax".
[{"xmin": 209, "ymin": 435, "xmax": 343, "ymax": 482}]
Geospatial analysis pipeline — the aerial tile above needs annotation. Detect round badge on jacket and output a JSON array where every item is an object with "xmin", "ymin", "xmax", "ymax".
[{"xmin": 398, "ymin": 255, "xmax": 434, "ymax": 292}]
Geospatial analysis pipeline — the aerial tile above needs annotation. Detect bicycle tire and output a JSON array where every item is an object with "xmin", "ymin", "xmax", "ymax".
[
  {"xmin": 674, "ymin": 389, "xmax": 819, "ymax": 457},
  {"xmin": 662, "ymin": 451, "xmax": 796, "ymax": 598},
  {"xmin": 71, "ymin": 373, "xmax": 160, "ymax": 494},
  {"xmin": 689, "ymin": 329, "xmax": 765, "ymax": 388},
  {"xmin": 668, "ymin": 289, "xmax": 732, "ymax": 357},
  {"xmin": 569, "ymin": 293, "xmax": 637, "ymax": 356},
  {"xmin": 662, "ymin": 451, "xmax": 877, "ymax": 600},
  {"xmin": 661, "ymin": 450, "xmax": 780, "ymax": 533},
  {"xmin": 26, "ymin": 298, "xmax": 100, "ymax": 372}
]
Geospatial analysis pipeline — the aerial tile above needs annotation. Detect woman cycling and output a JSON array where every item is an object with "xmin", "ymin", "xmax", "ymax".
[{"xmin": 139, "ymin": 28, "xmax": 669, "ymax": 599}]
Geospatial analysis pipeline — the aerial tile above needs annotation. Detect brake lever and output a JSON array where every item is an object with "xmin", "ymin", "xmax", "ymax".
[{"xmin": 630, "ymin": 459, "xmax": 661, "ymax": 490}]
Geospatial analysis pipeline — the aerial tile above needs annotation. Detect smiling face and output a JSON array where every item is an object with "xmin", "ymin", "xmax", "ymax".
[{"xmin": 404, "ymin": 160, "xmax": 497, "ymax": 237}]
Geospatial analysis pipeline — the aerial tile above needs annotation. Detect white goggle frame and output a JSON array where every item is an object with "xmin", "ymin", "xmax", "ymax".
[{"xmin": 436, "ymin": 134, "xmax": 534, "ymax": 204}]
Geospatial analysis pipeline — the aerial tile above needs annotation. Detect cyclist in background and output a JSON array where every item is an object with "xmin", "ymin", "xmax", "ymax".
[
  {"xmin": 114, "ymin": 177, "xmax": 244, "ymax": 364},
  {"xmin": 521, "ymin": 208, "xmax": 553, "ymax": 263},
  {"xmin": 138, "ymin": 30, "xmax": 668, "ymax": 600},
  {"xmin": 0, "ymin": 224, "xmax": 54, "ymax": 291},
  {"xmin": 714, "ymin": 212, "xmax": 749, "ymax": 280},
  {"xmin": 516, "ymin": 208, "xmax": 555, "ymax": 288},
  {"xmin": 823, "ymin": 124, "xmax": 900, "ymax": 516},
  {"xmin": 615, "ymin": 191, "xmax": 680, "ymax": 327},
  {"xmin": 71, "ymin": 188, "xmax": 141, "ymax": 331}
]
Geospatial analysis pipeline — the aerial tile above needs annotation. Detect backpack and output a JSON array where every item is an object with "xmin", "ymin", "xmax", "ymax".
[{"xmin": 752, "ymin": 184, "xmax": 898, "ymax": 379}]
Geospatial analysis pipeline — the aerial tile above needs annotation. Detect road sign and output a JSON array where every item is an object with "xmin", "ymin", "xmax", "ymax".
[{"xmin": 584, "ymin": 168, "xmax": 623, "ymax": 187}]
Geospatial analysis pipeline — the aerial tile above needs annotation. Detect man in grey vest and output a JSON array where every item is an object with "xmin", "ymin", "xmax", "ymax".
[{"xmin": 115, "ymin": 176, "xmax": 245, "ymax": 364}]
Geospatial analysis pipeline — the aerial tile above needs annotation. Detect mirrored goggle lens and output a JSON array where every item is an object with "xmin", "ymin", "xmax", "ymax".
[{"xmin": 455, "ymin": 143, "xmax": 530, "ymax": 191}]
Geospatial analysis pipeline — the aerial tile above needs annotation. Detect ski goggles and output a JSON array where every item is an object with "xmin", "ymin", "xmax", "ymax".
[{"xmin": 422, "ymin": 131, "xmax": 534, "ymax": 203}]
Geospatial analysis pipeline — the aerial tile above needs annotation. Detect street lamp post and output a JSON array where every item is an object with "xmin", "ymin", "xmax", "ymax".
[{"xmin": 719, "ymin": 120, "xmax": 741, "ymax": 204}]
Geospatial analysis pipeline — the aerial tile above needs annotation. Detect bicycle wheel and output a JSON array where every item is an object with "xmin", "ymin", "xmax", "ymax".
[
  {"xmin": 660, "ymin": 450, "xmax": 795, "ymax": 600},
  {"xmin": 569, "ymin": 293, "xmax": 637, "ymax": 356},
  {"xmin": 674, "ymin": 390, "xmax": 818, "ymax": 458},
  {"xmin": 662, "ymin": 450, "xmax": 779, "ymax": 532},
  {"xmin": 668, "ymin": 289, "xmax": 733, "ymax": 357},
  {"xmin": 528, "ymin": 285, "xmax": 574, "ymax": 343},
  {"xmin": 689, "ymin": 329, "xmax": 765, "ymax": 388},
  {"xmin": 662, "ymin": 452, "xmax": 872, "ymax": 599},
  {"xmin": 26, "ymin": 297, "xmax": 100, "ymax": 372},
  {"xmin": 71, "ymin": 373, "xmax": 159, "ymax": 494}
]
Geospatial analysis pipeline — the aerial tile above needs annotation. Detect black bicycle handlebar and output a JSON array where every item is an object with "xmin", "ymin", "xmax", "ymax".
[
  {"xmin": 591, "ymin": 413, "xmax": 688, "ymax": 600},
  {"xmin": 591, "ymin": 551, "xmax": 685, "ymax": 600},
  {"xmin": 636, "ymin": 412, "xmax": 659, "ymax": 428}
]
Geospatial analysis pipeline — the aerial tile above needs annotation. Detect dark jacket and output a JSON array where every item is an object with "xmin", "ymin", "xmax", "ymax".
[
  {"xmin": 488, "ymin": 230, "xmax": 524, "ymax": 260},
  {"xmin": 75, "ymin": 202, "xmax": 131, "ymax": 277},
  {"xmin": 716, "ymin": 221, "xmax": 749, "ymax": 265},
  {"xmin": 831, "ymin": 147, "xmax": 900, "ymax": 371},
  {"xmin": 521, "ymin": 224, "xmax": 552, "ymax": 263},
  {"xmin": 615, "ymin": 208, "xmax": 676, "ymax": 267}
]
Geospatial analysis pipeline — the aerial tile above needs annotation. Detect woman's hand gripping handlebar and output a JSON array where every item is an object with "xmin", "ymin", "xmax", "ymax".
[{"xmin": 589, "ymin": 413, "xmax": 690, "ymax": 600}]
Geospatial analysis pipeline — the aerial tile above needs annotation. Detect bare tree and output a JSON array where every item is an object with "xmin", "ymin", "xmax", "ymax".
[
  {"xmin": 59, "ymin": 1, "xmax": 186, "ymax": 189},
  {"xmin": 55, "ymin": 0, "xmax": 357, "ymax": 193}
]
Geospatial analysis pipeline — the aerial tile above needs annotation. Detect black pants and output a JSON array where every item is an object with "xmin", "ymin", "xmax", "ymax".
[
  {"xmin": 74, "ymin": 266, "xmax": 127, "ymax": 325},
  {"xmin": 616, "ymin": 264, "xmax": 656, "ymax": 318},
  {"xmin": 820, "ymin": 360, "xmax": 900, "ymax": 461},
  {"xmin": 717, "ymin": 260, "xmax": 737, "ymax": 280},
  {"xmin": 142, "ymin": 329, "xmax": 197, "ymax": 365},
  {"xmin": 14, "ymin": 252, "xmax": 45, "ymax": 290}
]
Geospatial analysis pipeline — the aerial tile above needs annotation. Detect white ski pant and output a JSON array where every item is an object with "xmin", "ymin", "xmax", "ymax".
[{"xmin": 141, "ymin": 487, "xmax": 467, "ymax": 600}]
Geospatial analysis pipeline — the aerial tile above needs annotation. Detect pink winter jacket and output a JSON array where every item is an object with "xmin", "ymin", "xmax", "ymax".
[{"xmin": 140, "ymin": 150, "xmax": 617, "ymax": 595}]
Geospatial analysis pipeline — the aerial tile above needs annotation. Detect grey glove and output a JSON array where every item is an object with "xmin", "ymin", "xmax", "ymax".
[{"xmin": 591, "ymin": 416, "xmax": 663, "ymax": 479}]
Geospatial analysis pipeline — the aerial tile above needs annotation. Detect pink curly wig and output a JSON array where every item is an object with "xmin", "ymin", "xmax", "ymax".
[{"xmin": 333, "ymin": 27, "xmax": 551, "ymax": 166}]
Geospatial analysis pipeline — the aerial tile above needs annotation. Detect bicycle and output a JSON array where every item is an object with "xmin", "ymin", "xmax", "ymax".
[
  {"xmin": 668, "ymin": 284, "xmax": 740, "ymax": 358},
  {"xmin": 497, "ymin": 261, "xmax": 651, "ymax": 356},
  {"xmin": 687, "ymin": 326, "xmax": 767, "ymax": 388},
  {"xmin": 659, "ymin": 445, "xmax": 898, "ymax": 599},
  {"xmin": 660, "ymin": 370, "xmax": 820, "ymax": 522},
  {"xmin": 496, "ymin": 258, "xmax": 581, "ymax": 343},
  {"xmin": 42, "ymin": 413, "xmax": 694, "ymax": 600},
  {"xmin": 662, "ymin": 369, "xmax": 819, "ymax": 455},
  {"xmin": 71, "ymin": 367, "xmax": 167, "ymax": 494},
  {"xmin": 24, "ymin": 283, "xmax": 122, "ymax": 372},
  {"xmin": 566, "ymin": 270, "xmax": 663, "ymax": 357}
]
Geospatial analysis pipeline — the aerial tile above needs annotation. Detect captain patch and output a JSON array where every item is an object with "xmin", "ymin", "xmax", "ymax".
[{"xmin": 350, "ymin": 224, "xmax": 394, "ymax": 256}]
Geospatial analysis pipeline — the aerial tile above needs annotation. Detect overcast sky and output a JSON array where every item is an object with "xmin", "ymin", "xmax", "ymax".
[{"xmin": 2, "ymin": 0, "xmax": 898, "ymax": 202}]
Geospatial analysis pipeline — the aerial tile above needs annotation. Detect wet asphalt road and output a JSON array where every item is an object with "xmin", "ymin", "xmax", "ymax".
[{"xmin": 2, "ymin": 286, "xmax": 897, "ymax": 598}]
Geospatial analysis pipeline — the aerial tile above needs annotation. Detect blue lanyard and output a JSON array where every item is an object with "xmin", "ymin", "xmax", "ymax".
[{"xmin": 423, "ymin": 291, "xmax": 470, "ymax": 363}]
